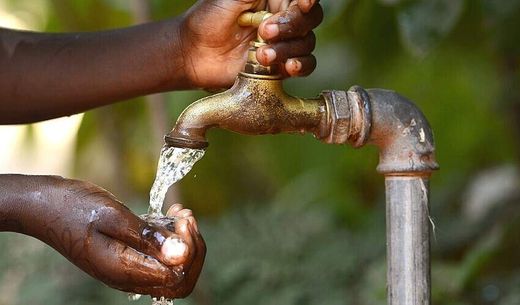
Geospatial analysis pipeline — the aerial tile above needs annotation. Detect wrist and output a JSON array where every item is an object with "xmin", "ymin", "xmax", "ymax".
[
  {"xmin": 160, "ymin": 17, "xmax": 197, "ymax": 90},
  {"xmin": 0, "ymin": 175, "xmax": 57, "ymax": 233}
]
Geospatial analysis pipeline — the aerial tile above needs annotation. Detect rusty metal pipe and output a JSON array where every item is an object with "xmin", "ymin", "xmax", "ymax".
[
  {"xmin": 368, "ymin": 89, "xmax": 437, "ymax": 305},
  {"xmin": 165, "ymin": 74, "xmax": 329, "ymax": 149},
  {"xmin": 320, "ymin": 87, "xmax": 438, "ymax": 173},
  {"xmin": 165, "ymin": 78, "xmax": 438, "ymax": 305},
  {"xmin": 386, "ymin": 176, "xmax": 431, "ymax": 305},
  {"xmin": 366, "ymin": 89, "xmax": 438, "ymax": 174},
  {"xmin": 322, "ymin": 88, "xmax": 438, "ymax": 305}
]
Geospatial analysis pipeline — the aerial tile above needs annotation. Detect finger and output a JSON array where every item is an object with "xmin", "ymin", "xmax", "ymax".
[
  {"xmin": 85, "ymin": 233, "xmax": 181, "ymax": 294},
  {"xmin": 149, "ymin": 218, "xmax": 206, "ymax": 299},
  {"xmin": 297, "ymin": 0, "xmax": 319, "ymax": 13},
  {"xmin": 283, "ymin": 55, "xmax": 317, "ymax": 77},
  {"xmin": 94, "ymin": 209, "xmax": 181, "ymax": 266},
  {"xmin": 167, "ymin": 207, "xmax": 193, "ymax": 219},
  {"xmin": 184, "ymin": 215, "xmax": 200, "ymax": 234},
  {"xmin": 174, "ymin": 218, "xmax": 196, "ymax": 267},
  {"xmin": 176, "ymin": 221, "xmax": 206, "ymax": 298},
  {"xmin": 259, "ymin": 3, "xmax": 323, "ymax": 41},
  {"xmin": 166, "ymin": 203, "xmax": 184, "ymax": 216},
  {"xmin": 179, "ymin": 209, "xmax": 193, "ymax": 218},
  {"xmin": 256, "ymin": 32, "xmax": 315, "ymax": 65}
]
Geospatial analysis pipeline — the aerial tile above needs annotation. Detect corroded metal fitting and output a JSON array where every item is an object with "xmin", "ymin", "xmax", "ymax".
[{"xmin": 321, "ymin": 86, "xmax": 372, "ymax": 147}]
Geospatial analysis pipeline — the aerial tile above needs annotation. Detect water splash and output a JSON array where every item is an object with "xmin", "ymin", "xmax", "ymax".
[
  {"xmin": 129, "ymin": 295, "xmax": 175, "ymax": 305},
  {"xmin": 152, "ymin": 297, "xmax": 174, "ymax": 305},
  {"xmin": 129, "ymin": 146, "xmax": 204, "ymax": 305},
  {"xmin": 148, "ymin": 146, "xmax": 205, "ymax": 216}
]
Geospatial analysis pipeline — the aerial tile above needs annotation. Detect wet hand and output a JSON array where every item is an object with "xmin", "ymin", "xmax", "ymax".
[
  {"xmin": 5, "ymin": 177, "xmax": 206, "ymax": 299},
  {"xmin": 85, "ymin": 197, "xmax": 205, "ymax": 299},
  {"xmin": 179, "ymin": 0, "xmax": 323, "ymax": 88}
]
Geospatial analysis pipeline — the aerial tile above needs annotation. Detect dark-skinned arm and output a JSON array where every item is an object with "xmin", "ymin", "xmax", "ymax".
[
  {"xmin": 0, "ymin": 20, "xmax": 185, "ymax": 124},
  {"xmin": 0, "ymin": 0, "xmax": 322, "ymax": 124},
  {"xmin": 0, "ymin": 174, "xmax": 205, "ymax": 298}
]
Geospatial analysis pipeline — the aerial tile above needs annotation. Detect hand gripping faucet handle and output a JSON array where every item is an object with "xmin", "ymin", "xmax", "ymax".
[
  {"xmin": 238, "ymin": 11, "xmax": 273, "ymax": 30},
  {"xmin": 238, "ymin": 11, "xmax": 281, "ymax": 78}
]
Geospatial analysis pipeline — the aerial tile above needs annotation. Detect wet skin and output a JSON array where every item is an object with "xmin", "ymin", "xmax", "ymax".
[
  {"xmin": 0, "ymin": 0, "xmax": 322, "ymax": 298},
  {"xmin": 0, "ymin": 0, "xmax": 322, "ymax": 123},
  {"xmin": 0, "ymin": 175, "xmax": 205, "ymax": 299}
]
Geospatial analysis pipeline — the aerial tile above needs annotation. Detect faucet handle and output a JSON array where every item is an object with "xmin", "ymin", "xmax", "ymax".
[
  {"xmin": 237, "ymin": 11, "xmax": 281, "ymax": 78},
  {"xmin": 238, "ymin": 11, "xmax": 273, "ymax": 28}
]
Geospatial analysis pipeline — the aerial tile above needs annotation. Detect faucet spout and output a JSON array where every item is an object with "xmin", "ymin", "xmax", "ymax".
[{"xmin": 165, "ymin": 74, "xmax": 329, "ymax": 149}]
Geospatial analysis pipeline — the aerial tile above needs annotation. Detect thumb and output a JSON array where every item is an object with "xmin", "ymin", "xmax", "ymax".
[{"xmin": 94, "ymin": 208, "xmax": 187, "ymax": 266}]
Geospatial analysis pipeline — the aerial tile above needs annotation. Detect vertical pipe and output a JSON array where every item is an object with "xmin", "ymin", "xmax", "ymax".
[{"xmin": 386, "ymin": 176, "xmax": 431, "ymax": 305}]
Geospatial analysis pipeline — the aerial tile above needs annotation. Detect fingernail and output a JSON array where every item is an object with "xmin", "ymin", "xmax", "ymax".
[
  {"xmin": 289, "ymin": 59, "xmax": 302, "ymax": 72},
  {"xmin": 179, "ymin": 209, "xmax": 193, "ymax": 218},
  {"xmin": 287, "ymin": 59, "xmax": 303, "ymax": 76},
  {"xmin": 262, "ymin": 48, "xmax": 277, "ymax": 64},
  {"xmin": 264, "ymin": 24, "xmax": 279, "ymax": 39}
]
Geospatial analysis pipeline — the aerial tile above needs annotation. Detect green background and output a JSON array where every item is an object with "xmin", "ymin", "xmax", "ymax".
[{"xmin": 1, "ymin": 0, "xmax": 520, "ymax": 304}]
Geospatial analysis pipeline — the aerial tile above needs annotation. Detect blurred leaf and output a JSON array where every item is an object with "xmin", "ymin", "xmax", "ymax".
[
  {"xmin": 397, "ymin": 0, "xmax": 464, "ymax": 56},
  {"xmin": 320, "ymin": 0, "xmax": 351, "ymax": 25}
]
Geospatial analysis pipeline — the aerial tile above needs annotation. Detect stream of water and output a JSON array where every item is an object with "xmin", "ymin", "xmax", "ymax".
[
  {"xmin": 130, "ymin": 146, "xmax": 205, "ymax": 305},
  {"xmin": 148, "ymin": 146, "xmax": 206, "ymax": 216}
]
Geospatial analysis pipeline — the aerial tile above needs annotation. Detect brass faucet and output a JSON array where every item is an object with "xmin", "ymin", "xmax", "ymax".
[
  {"xmin": 164, "ymin": 10, "xmax": 438, "ymax": 175},
  {"xmin": 165, "ymin": 11, "xmax": 331, "ymax": 149}
]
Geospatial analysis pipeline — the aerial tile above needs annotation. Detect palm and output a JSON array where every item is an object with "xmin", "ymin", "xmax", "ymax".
[
  {"xmin": 179, "ymin": 0, "xmax": 320, "ymax": 88},
  {"xmin": 180, "ymin": 1, "xmax": 260, "ymax": 88}
]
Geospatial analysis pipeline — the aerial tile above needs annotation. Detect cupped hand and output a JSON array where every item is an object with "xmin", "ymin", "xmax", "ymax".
[
  {"xmin": 17, "ymin": 177, "xmax": 205, "ymax": 299},
  {"xmin": 179, "ymin": 0, "xmax": 323, "ymax": 89}
]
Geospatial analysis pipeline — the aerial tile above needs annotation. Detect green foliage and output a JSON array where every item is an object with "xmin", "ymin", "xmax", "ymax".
[
  {"xmin": 1, "ymin": 0, "xmax": 520, "ymax": 304},
  {"xmin": 396, "ymin": 0, "xmax": 465, "ymax": 56}
]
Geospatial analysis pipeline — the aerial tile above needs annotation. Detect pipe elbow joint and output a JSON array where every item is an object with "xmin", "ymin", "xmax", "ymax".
[
  {"xmin": 322, "ymin": 87, "xmax": 439, "ymax": 175},
  {"xmin": 367, "ymin": 89, "xmax": 438, "ymax": 175}
]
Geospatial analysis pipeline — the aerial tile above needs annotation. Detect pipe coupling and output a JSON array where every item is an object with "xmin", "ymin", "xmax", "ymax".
[{"xmin": 321, "ymin": 86, "xmax": 372, "ymax": 147}]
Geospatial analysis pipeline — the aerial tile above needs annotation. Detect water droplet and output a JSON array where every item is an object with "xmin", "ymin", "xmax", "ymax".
[
  {"xmin": 152, "ymin": 296, "xmax": 175, "ymax": 305},
  {"xmin": 128, "ymin": 293, "xmax": 141, "ymax": 301}
]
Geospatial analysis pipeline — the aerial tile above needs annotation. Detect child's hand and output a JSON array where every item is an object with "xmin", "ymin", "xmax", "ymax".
[
  {"xmin": 81, "ymin": 201, "xmax": 206, "ymax": 299},
  {"xmin": 0, "ymin": 175, "xmax": 205, "ymax": 299},
  {"xmin": 179, "ymin": 0, "xmax": 323, "ymax": 88}
]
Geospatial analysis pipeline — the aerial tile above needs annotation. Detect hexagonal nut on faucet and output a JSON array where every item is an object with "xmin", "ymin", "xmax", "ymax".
[
  {"xmin": 321, "ymin": 87, "xmax": 372, "ymax": 147},
  {"xmin": 346, "ymin": 86, "xmax": 372, "ymax": 148},
  {"xmin": 321, "ymin": 90, "xmax": 351, "ymax": 145}
]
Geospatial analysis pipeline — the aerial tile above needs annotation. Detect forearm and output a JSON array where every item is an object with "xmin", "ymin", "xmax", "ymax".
[
  {"xmin": 0, "ymin": 19, "xmax": 185, "ymax": 124},
  {"xmin": 0, "ymin": 174, "xmax": 58, "ymax": 234}
]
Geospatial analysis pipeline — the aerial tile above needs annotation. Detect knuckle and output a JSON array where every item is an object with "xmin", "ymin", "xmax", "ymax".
[{"xmin": 305, "ymin": 33, "xmax": 316, "ymax": 51}]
